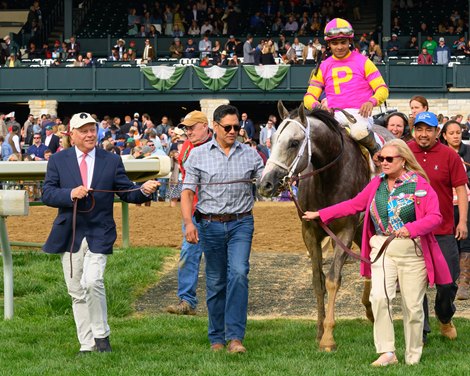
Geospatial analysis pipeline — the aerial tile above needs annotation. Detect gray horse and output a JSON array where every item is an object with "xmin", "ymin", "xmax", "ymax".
[{"xmin": 258, "ymin": 102, "xmax": 393, "ymax": 351}]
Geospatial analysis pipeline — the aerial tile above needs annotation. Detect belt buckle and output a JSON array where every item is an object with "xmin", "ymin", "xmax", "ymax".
[{"xmin": 220, "ymin": 214, "xmax": 232, "ymax": 222}]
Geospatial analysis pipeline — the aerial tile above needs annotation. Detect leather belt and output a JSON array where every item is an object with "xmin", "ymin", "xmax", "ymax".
[{"xmin": 200, "ymin": 211, "xmax": 252, "ymax": 222}]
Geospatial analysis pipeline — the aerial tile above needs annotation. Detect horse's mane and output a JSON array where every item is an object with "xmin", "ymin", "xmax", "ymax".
[{"xmin": 289, "ymin": 107, "xmax": 342, "ymax": 135}]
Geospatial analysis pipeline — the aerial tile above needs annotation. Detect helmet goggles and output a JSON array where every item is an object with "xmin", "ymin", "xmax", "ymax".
[{"xmin": 325, "ymin": 27, "xmax": 354, "ymax": 40}]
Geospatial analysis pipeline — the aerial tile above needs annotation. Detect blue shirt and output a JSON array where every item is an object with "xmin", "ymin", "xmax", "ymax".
[
  {"xmin": 1, "ymin": 142, "xmax": 13, "ymax": 161},
  {"xmin": 183, "ymin": 138, "xmax": 264, "ymax": 214},
  {"xmin": 26, "ymin": 143, "xmax": 48, "ymax": 159}
]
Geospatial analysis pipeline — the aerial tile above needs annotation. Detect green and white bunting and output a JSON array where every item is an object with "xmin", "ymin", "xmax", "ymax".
[
  {"xmin": 243, "ymin": 65, "xmax": 289, "ymax": 91},
  {"xmin": 193, "ymin": 66, "xmax": 238, "ymax": 91},
  {"xmin": 141, "ymin": 66, "xmax": 187, "ymax": 91}
]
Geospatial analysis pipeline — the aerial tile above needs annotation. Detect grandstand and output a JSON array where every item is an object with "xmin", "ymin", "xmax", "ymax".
[{"xmin": 0, "ymin": 0, "xmax": 470, "ymax": 121}]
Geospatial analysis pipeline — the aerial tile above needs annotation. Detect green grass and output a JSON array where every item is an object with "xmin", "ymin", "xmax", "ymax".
[{"xmin": 1, "ymin": 248, "xmax": 470, "ymax": 376}]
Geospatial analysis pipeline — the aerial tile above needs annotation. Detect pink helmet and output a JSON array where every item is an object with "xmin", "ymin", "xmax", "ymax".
[{"xmin": 324, "ymin": 18, "xmax": 354, "ymax": 41}]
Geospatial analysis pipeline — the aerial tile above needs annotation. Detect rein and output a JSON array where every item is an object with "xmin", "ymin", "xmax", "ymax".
[
  {"xmin": 68, "ymin": 176, "xmax": 258, "ymax": 278},
  {"xmin": 285, "ymin": 182, "xmax": 394, "ymax": 265},
  {"xmin": 69, "ymin": 186, "xmax": 142, "ymax": 278}
]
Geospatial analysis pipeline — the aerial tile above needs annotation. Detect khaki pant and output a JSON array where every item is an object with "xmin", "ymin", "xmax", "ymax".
[
  {"xmin": 61, "ymin": 238, "xmax": 110, "ymax": 351},
  {"xmin": 369, "ymin": 235, "xmax": 427, "ymax": 365}
]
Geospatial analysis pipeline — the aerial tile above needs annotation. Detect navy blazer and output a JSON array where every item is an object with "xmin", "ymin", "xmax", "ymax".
[{"xmin": 42, "ymin": 147, "xmax": 150, "ymax": 254}]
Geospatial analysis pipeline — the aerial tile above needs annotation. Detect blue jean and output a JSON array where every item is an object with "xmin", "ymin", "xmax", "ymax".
[
  {"xmin": 177, "ymin": 220, "xmax": 203, "ymax": 308},
  {"xmin": 157, "ymin": 178, "xmax": 168, "ymax": 200},
  {"xmin": 198, "ymin": 215, "xmax": 254, "ymax": 345}
]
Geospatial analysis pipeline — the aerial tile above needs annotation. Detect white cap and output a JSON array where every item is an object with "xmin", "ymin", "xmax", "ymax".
[
  {"xmin": 70, "ymin": 112, "xmax": 96, "ymax": 130},
  {"xmin": 134, "ymin": 112, "xmax": 140, "ymax": 118}
]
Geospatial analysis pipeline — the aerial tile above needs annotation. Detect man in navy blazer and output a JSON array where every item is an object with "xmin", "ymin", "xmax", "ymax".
[
  {"xmin": 42, "ymin": 112, "xmax": 158, "ymax": 354},
  {"xmin": 239, "ymin": 113, "xmax": 255, "ymax": 140}
]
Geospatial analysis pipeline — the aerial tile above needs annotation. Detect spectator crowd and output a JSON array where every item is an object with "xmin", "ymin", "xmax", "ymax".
[{"xmin": 1, "ymin": 1, "xmax": 469, "ymax": 67}]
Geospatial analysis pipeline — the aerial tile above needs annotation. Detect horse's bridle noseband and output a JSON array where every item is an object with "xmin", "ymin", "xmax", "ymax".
[
  {"xmin": 267, "ymin": 115, "xmax": 345, "ymax": 191},
  {"xmin": 266, "ymin": 117, "xmax": 312, "ymax": 180}
]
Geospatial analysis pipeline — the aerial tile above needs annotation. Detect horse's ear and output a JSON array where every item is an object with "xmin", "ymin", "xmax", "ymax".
[
  {"xmin": 298, "ymin": 103, "xmax": 306, "ymax": 125},
  {"xmin": 277, "ymin": 100, "xmax": 289, "ymax": 119}
]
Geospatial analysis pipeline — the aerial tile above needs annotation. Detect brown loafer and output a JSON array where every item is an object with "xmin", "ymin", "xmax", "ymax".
[
  {"xmin": 227, "ymin": 339, "xmax": 246, "ymax": 354},
  {"xmin": 210, "ymin": 343, "xmax": 225, "ymax": 352}
]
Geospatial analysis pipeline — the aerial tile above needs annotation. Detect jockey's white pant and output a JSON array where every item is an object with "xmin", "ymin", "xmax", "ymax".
[
  {"xmin": 61, "ymin": 238, "xmax": 110, "ymax": 351},
  {"xmin": 334, "ymin": 108, "xmax": 384, "ymax": 147}
]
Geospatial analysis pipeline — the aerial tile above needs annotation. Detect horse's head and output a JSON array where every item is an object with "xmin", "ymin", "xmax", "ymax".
[{"xmin": 258, "ymin": 101, "xmax": 312, "ymax": 197}]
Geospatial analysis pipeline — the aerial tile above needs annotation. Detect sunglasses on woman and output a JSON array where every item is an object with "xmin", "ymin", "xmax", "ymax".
[{"xmin": 377, "ymin": 155, "xmax": 401, "ymax": 163}]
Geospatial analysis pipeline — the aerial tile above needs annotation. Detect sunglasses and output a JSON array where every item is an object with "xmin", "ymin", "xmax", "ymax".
[
  {"xmin": 33, "ymin": 136, "xmax": 41, "ymax": 139},
  {"xmin": 218, "ymin": 123, "xmax": 241, "ymax": 133},
  {"xmin": 377, "ymin": 155, "xmax": 401, "ymax": 163}
]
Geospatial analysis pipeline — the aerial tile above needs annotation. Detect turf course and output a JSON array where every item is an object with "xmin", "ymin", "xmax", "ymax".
[{"xmin": 1, "ymin": 248, "xmax": 469, "ymax": 376}]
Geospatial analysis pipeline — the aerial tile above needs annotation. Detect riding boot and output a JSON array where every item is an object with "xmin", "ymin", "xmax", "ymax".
[
  {"xmin": 457, "ymin": 252, "xmax": 470, "ymax": 300},
  {"xmin": 357, "ymin": 130, "xmax": 381, "ymax": 157}
]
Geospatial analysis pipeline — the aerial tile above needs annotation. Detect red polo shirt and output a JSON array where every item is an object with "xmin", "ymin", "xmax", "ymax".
[
  {"xmin": 178, "ymin": 134, "xmax": 212, "ymax": 212},
  {"xmin": 408, "ymin": 140, "xmax": 468, "ymax": 235}
]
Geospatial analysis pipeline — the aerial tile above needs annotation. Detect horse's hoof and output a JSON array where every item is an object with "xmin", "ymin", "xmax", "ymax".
[{"xmin": 319, "ymin": 344, "xmax": 337, "ymax": 352}]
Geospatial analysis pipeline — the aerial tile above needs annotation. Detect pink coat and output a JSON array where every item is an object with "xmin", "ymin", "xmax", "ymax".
[{"xmin": 319, "ymin": 175, "xmax": 452, "ymax": 286}]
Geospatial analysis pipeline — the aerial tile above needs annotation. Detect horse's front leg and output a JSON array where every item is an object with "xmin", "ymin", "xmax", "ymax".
[
  {"xmin": 302, "ymin": 223, "xmax": 326, "ymax": 343},
  {"xmin": 319, "ymin": 229, "xmax": 351, "ymax": 352}
]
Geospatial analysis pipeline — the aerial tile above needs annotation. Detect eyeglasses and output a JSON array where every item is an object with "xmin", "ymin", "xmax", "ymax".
[
  {"xmin": 217, "ymin": 123, "xmax": 241, "ymax": 133},
  {"xmin": 148, "ymin": 143, "xmax": 154, "ymax": 146},
  {"xmin": 377, "ymin": 155, "xmax": 401, "ymax": 163},
  {"xmin": 33, "ymin": 136, "xmax": 41, "ymax": 139}
]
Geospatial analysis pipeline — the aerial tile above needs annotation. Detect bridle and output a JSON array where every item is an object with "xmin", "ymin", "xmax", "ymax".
[{"xmin": 266, "ymin": 114, "xmax": 345, "ymax": 191}]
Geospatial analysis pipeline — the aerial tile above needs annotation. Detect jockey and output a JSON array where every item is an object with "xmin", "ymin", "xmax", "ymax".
[{"xmin": 303, "ymin": 18, "xmax": 389, "ymax": 157}]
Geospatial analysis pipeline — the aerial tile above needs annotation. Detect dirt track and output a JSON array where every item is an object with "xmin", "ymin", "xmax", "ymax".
[{"xmin": 6, "ymin": 202, "xmax": 470, "ymax": 318}]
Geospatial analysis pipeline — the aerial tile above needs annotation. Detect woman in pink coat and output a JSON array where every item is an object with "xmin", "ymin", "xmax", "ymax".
[{"xmin": 303, "ymin": 139, "xmax": 452, "ymax": 366}]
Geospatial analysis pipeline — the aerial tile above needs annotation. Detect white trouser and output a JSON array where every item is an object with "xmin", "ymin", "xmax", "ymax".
[
  {"xmin": 334, "ymin": 108, "xmax": 383, "ymax": 146},
  {"xmin": 61, "ymin": 238, "xmax": 110, "ymax": 351},
  {"xmin": 369, "ymin": 235, "xmax": 427, "ymax": 365}
]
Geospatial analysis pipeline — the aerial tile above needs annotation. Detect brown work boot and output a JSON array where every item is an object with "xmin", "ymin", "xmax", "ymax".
[
  {"xmin": 165, "ymin": 300, "xmax": 196, "ymax": 315},
  {"xmin": 439, "ymin": 321, "xmax": 457, "ymax": 340},
  {"xmin": 227, "ymin": 339, "xmax": 246, "ymax": 354},
  {"xmin": 457, "ymin": 253, "xmax": 470, "ymax": 300}
]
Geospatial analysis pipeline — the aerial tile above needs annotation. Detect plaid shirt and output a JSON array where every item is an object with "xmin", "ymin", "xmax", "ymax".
[{"xmin": 183, "ymin": 138, "xmax": 264, "ymax": 214}]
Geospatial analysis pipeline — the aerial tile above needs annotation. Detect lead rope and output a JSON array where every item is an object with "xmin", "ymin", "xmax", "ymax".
[
  {"xmin": 68, "ymin": 175, "xmax": 260, "ymax": 278},
  {"xmin": 285, "ymin": 167, "xmax": 424, "ymax": 322}
]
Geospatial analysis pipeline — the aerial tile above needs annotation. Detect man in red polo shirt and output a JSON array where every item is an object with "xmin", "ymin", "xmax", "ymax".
[
  {"xmin": 166, "ymin": 111, "xmax": 212, "ymax": 315},
  {"xmin": 408, "ymin": 111, "xmax": 468, "ymax": 342}
]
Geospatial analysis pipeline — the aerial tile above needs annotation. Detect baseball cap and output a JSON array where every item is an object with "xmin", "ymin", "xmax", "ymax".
[
  {"xmin": 414, "ymin": 111, "xmax": 438, "ymax": 127},
  {"xmin": 70, "ymin": 112, "xmax": 96, "ymax": 130},
  {"xmin": 221, "ymin": 50, "xmax": 227, "ymax": 55},
  {"xmin": 308, "ymin": 40, "xmax": 313, "ymax": 44},
  {"xmin": 134, "ymin": 112, "xmax": 140, "ymax": 118},
  {"xmin": 179, "ymin": 110, "xmax": 208, "ymax": 127},
  {"xmin": 45, "ymin": 124, "xmax": 53, "ymax": 130},
  {"xmin": 391, "ymin": 33, "xmax": 397, "ymax": 37},
  {"xmin": 174, "ymin": 127, "xmax": 185, "ymax": 136},
  {"xmin": 439, "ymin": 37, "xmax": 445, "ymax": 42}
]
